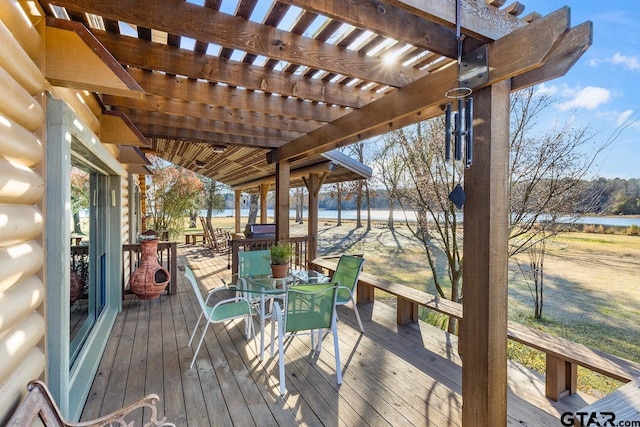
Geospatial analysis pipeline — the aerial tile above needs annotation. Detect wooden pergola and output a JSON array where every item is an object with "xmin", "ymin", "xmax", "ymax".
[{"xmin": 34, "ymin": 1, "xmax": 592, "ymax": 425}]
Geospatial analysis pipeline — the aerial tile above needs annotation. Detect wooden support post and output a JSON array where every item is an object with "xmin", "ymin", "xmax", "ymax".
[
  {"xmin": 234, "ymin": 189, "xmax": 242, "ymax": 233},
  {"xmin": 461, "ymin": 81, "xmax": 511, "ymax": 427},
  {"xmin": 397, "ymin": 298, "xmax": 418, "ymax": 324},
  {"xmin": 545, "ymin": 355, "xmax": 577, "ymax": 401},
  {"xmin": 357, "ymin": 282, "xmax": 375, "ymax": 304},
  {"xmin": 259, "ymin": 183, "xmax": 270, "ymax": 224},
  {"xmin": 303, "ymin": 172, "xmax": 326, "ymax": 263},
  {"xmin": 139, "ymin": 174, "xmax": 146, "ymax": 231},
  {"xmin": 275, "ymin": 160, "xmax": 290, "ymax": 242}
]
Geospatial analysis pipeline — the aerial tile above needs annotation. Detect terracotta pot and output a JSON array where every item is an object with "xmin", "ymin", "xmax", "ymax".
[
  {"xmin": 130, "ymin": 239, "xmax": 170, "ymax": 300},
  {"xmin": 271, "ymin": 263, "xmax": 288, "ymax": 279}
]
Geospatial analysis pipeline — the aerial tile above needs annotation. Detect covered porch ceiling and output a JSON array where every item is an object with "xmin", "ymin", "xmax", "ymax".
[{"xmin": 39, "ymin": 0, "xmax": 591, "ymax": 191}]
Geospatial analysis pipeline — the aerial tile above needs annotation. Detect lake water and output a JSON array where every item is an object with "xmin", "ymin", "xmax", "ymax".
[{"xmin": 211, "ymin": 209, "xmax": 640, "ymax": 227}]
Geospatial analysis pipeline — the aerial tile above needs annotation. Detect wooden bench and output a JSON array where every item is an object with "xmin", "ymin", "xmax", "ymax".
[
  {"xmin": 310, "ymin": 256, "xmax": 640, "ymax": 402},
  {"xmin": 507, "ymin": 322, "xmax": 640, "ymax": 401},
  {"xmin": 7, "ymin": 380, "xmax": 175, "ymax": 426},
  {"xmin": 573, "ymin": 376, "xmax": 640, "ymax": 426},
  {"xmin": 184, "ymin": 230, "xmax": 205, "ymax": 245}
]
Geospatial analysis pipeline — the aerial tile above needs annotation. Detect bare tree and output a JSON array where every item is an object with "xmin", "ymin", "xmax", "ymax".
[
  {"xmin": 348, "ymin": 142, "xmax": 369, "ymax": 229},
  {"xmin": 248, "ymin": 194, "xmax": 259, "ymax": 224},
  {"xmin": 381, "ymin": 87, "xmax": 617, "ymax": 325},
  {"xmin": 508, "ymin": 87, "xmax": 601, "ymax": 257},
  {"xmin": 294, "ymin": 187, "xmax": 304, "ymax": 224},
  {"xmin": 517, "ymin": 236, "xmax": 546, "ymax": 319},
  {"xmin": 383, "ymin": 120, "xmax": 465, "ymax": 333},
  {"xmin": 202, "ymin": 177, "xmax": 226, "ymax": 230},
  {"xmin": 371, "ymin": 137, "xmax": 406, "ymax": 230}
]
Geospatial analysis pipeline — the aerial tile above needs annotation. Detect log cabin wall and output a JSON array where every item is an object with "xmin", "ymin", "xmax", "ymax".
[
  {"xmin": 0, "ymin": 1, "xmax": 135, "ymax": 422},
  {"xmin": 0, "ymin": 0, "xmax": 48, "ymax": 423}
]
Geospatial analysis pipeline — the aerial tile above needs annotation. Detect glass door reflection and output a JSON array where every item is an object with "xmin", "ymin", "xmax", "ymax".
[
  {"xmin": 69, "ymin": 167, "xmax": 107, "ymax": 366},
  {"xmin": 69, "ymin": 166, "xmax": 89, "ymax": 355}
]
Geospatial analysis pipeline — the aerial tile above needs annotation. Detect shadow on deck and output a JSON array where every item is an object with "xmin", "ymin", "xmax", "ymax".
[{"xmin": 81, "ymin": 244, "xmax": 592, "ymax": 426}]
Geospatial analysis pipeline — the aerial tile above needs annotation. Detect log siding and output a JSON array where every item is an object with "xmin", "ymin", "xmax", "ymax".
[{"xmin": 0, "ymin": 0, "xmax": 47, "ymax": 423}]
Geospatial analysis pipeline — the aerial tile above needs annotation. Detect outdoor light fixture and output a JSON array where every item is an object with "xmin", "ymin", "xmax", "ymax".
[
  {"xmin": 212, "ymin": 145, "xmax": 226, "ymax": 153},
  {"xmin": 444, "ymin": 0, "xmax": 475, "ymax": 169},
  {"xmin": 195, "ymin": 160, "xmax": 206, "ymax": 168}
]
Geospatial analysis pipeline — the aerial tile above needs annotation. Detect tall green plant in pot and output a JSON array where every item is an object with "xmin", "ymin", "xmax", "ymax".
[{"xmin": 270, "ymin": 243, "xmax": 292, "ymax": 278}]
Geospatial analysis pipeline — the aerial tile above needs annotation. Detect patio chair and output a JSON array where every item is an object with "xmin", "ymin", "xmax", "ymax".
[
  {"xmin": 237, "ymin": 249, "xmax": 273, "ymax": 303},
  {"xmin": 331, "ymin": 255, "xmax": 366, "ymax": 332},
  {"xmin": 270, "ymin": 282, "xmax": 342, "ymax": 396},
  {"xmin": 184, "ymin": 265, "xmax": 255, "ymax": 369},
  {"xmin": 238, "ymin": 249, "xmax": 272, "ymax": 278},
  {"xmin": 237, "ymin": 249, "xmax": 276, "ymax": 357},
  {"xmin": 199, "ymin": 216, "xmax": 215, "ymax": 249}
]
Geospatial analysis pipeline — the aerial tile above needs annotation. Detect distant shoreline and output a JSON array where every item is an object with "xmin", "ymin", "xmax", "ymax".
[{"xmin": 207, "ymin": 208, "xmax": 640, "ymax": 227}]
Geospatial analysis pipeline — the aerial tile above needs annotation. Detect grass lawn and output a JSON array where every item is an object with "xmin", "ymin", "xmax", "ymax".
[{"xmin": 203, "ymin": 217, "xmax": 640, "ymax": 397}]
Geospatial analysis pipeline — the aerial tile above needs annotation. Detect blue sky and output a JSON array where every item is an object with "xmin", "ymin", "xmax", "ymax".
[{"xmin": 527, "ymin": 0, "xmax": 640, "ymax": 179}]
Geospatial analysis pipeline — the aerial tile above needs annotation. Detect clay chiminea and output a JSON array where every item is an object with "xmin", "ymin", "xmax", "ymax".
[{"xmin": 129, "ymin": 232, "xmax": 170, "ymax": 300}]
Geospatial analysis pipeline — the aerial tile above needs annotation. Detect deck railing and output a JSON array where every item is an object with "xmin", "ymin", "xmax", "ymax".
[{"xmin": 229, "ymin": 236, "xmax": 316, "ymax": 275}]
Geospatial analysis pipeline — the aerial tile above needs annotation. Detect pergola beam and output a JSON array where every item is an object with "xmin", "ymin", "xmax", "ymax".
[
  {"xmin": 125, "ymin": 69, "xmax": 349, "ymax": 123},
  {"xmin": 232, "ymin": 161, "xmax": 336, "ymax": 191},
  {"xmin": 116, "ymin": 109, "xmax": 304, "ymax": 142},
  {"xmin": 267, "ymin": 7, "xmax": 572, "ymax": 164},
  {"xmin": 512, "ymin": 21, "xmax": 593, "ymax": 90},
  {"xmin": 134, "ymin": 124, "xmax": 283, "ymax": 148},
  {"xmin": 280, "ymin": 0, "xmax": 459, "ymax": 58},
  {"xmin": 385, "ymin": 0, "xmax": 525, "ymax": 41},
  {"xmin": 102, "ymin": 95, "xmax": 324, "ymax": 134},
  {"xmin": 47, "ymin": 0, "xmax": 425, "ymax": 87},
  {"xmin": 92, "ymin": 30, "xmax": 377, "ymax": 109}
]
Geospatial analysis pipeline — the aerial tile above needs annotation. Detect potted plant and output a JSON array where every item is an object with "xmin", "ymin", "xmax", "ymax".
[{"xmin": 269, "ymin": 242, "xmax": 292, "ymax": 278}]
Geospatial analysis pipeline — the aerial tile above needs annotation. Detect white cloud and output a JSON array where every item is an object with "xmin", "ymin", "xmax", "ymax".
[
  {"xmin": 559, "ymin": 86, "xmax": 610, "ymax": 111},
  {"xmin": 609, "ymin": 53, "xmax": 640, "ymax": 70},
  {"xmin": 617, "ymin": 109, "xmax": 634, "ymax": 126},
  {"xmin": 535, "ymin": 83, "xmax": 558, "ymax": 96}
]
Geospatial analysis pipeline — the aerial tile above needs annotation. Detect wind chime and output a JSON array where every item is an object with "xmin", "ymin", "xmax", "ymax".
[
  {"xmin": 445, "ymin": 0, "xmax": 475, "ymax": 209},
  {"xmin": 444, "ymin": 0, "xmax": 474, "ymax": 170}
]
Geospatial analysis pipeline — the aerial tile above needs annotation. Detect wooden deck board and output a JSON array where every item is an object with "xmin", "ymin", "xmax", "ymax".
[
  {"xmin": 80, "ymin": 297, "xmax": 127, "ymax": 421},
  {"xmin": 81, "ymin": 244, "xmax": 591, "ymax": 426},
  {"xmin": 101, "ymin": 300, "xmax": 140, "ymax": 414},
  {"xmin": 125, "ymin": 298, "xmax": 150, "ymax": 426},
  {"xmin": 177, "ymin": 282, "xmax": 232, "ymax": 426}
]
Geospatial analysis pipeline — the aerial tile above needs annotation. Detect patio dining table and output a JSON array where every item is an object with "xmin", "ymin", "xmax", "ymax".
[{"xmin": 225, "ymin": 269, "xmax": 329, "ymax": 360}]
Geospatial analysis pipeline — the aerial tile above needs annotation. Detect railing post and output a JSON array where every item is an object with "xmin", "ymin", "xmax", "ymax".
[{"xmin": 545, "ymin": 355, "xmax": 577, "ymax": 401}]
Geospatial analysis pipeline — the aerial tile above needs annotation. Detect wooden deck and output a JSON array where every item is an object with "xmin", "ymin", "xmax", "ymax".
[{"xmin": 81, "ymin": 244, "xmax": 595, "ymax": 426}]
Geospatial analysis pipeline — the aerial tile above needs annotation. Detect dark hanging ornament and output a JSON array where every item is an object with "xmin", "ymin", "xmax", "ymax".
[{"xmin": 448, "ymin": 184, "xmax": 466, "ymax": 209}]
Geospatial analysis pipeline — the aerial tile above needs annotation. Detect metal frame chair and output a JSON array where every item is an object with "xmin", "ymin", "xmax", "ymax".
[
  {"xmin": 238, "ymin": 249, "xmax": 272, "ymax": 279},
  {"xmin": 184, "ymin": 265, "xmax": 255, "ymax": 369},
  {"xmin": 332, "ymin": 255, "xmax": 366, "ymax": 332},
  {"xmin": 237, "ymin": 249, "xmax": 274, "ymax": 357},
  {"xmin": 270, "ymin": 282, "xmax": 342, "ymax": 396}
]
